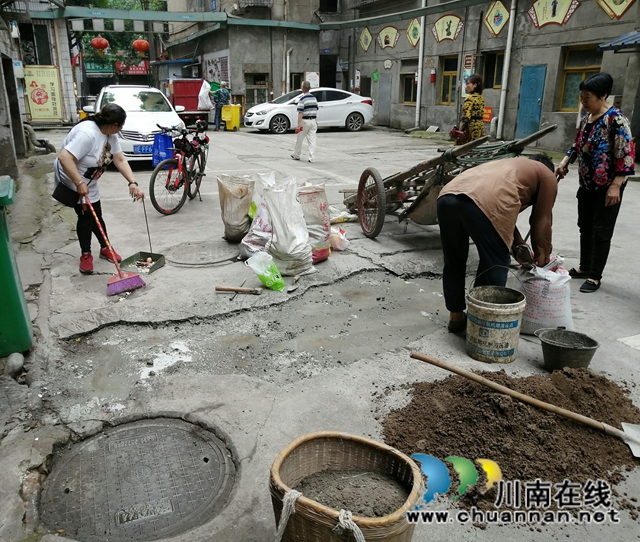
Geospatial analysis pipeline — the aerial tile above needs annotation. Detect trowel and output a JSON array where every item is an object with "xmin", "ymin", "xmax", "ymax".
[{"xmin": 411, "ymin": 351, "xmax": 640, "ymax": 458}]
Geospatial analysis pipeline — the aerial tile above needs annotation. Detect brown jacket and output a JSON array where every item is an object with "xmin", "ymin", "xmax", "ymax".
[{"xmin": 439, "ymin": 158, "xmax": 557, "ymax": 264}]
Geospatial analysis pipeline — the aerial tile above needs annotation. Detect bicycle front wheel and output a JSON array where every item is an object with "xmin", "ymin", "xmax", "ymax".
[{"xmin": 149, "ymin": 158, "xmax": 188, "ymax": 215}]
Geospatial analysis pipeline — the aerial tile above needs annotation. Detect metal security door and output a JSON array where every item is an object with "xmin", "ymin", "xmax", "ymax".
[
  {"xmin": 377, "ymin": 73, "xmax": 392, "ymax": 126},
  {"xmin": 515, "ymin": 65, "xmax": 546, "ymax": 139}
]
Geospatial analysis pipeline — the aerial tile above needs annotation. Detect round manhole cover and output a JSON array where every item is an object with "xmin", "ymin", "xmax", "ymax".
[
  {"xmin": 40, "ymin": 418, "xmax": 236, "ymax": 541},
  {"xmin": 165, "ymin": 241, "xmax": 239, "ymax": 266}
]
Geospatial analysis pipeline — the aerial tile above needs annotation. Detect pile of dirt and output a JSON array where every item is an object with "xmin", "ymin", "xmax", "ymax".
[{"xmin": 382, "ymin": 368, "xmax": 640, "ymax": 511}]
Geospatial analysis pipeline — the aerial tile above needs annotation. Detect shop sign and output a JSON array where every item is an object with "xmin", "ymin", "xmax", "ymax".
[
  {"xmin": 115, "ymin": 60, "xmax": 149, "ymax": 75},
  {"xmin": 24, "ymin": 65, "xmax": 63, "ymax": 121}
]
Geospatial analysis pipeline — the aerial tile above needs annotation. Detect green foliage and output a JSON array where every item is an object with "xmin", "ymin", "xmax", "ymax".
[{"xmin": 71, "ymin": 0, "xmax": 167, "ymax": 63}]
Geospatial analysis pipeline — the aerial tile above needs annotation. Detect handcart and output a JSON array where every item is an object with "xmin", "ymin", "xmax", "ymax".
[{"xmin": 343, "ymin": 125, "xmax": 557, "ymax": 239}]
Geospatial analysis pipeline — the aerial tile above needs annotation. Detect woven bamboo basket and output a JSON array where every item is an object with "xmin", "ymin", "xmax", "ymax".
[{"xmin": 270, "ymin": 431, "xmax": 423, "ymax": 542}]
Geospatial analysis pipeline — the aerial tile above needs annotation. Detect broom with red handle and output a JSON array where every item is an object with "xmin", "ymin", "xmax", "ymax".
[{"xmin": 84, "ymin": 197, "xmax": 146, "ymax": 296}]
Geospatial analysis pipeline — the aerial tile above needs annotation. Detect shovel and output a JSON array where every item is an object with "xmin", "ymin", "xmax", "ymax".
[{"xmin": 410, "ymin": 351, "xmax": 640, "ymax": 458}]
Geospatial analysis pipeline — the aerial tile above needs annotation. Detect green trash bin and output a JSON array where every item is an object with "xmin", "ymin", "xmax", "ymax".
[{"xmin": 0, "ymin": 176, "xmax": 33, "ymax": 357}]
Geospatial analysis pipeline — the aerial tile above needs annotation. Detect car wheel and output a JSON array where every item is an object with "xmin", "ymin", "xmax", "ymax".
[
  {"xmin": 346, "ymin": 112, "xmax": 364, "ymax": 132},
  {"xmin": 269, "ymin": 115, "xmax": 290, "ymax": 134}
]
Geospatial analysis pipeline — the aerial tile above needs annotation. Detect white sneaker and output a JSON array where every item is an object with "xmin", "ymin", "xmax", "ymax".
[{"xmin": 308, "ymin": 159, "xmax": 315, "ymax": 163}]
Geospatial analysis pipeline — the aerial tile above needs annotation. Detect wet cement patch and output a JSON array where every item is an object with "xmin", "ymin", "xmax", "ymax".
[{"xmin": 51, "ymin": 272, "xmax": 447, "ymax": 408}]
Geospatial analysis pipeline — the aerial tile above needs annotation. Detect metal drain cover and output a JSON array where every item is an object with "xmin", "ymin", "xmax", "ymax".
[
  {"xmin": 164, "ymin": 241, "xmax": 238, "ymax": 266},
  {"xmin": 40, "ymin": 418, "xmax": 236, "ymax": 541}
]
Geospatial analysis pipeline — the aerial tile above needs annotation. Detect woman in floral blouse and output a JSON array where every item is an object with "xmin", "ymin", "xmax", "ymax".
[
  {"xmin": 556, "ymin": 72, "xmax": 635, "ymax": 293},
  {"xmin": 456, "ymin": 73, "xmax": 485, "ymax": 145}
]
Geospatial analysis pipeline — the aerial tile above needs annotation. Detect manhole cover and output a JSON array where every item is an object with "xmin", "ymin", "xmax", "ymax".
[
  {"xmin": 165, "ymin": 241, "xmax": 238, "ymax": 266},
  {"xmin": 40, "ymin": 418, "xmax": 236, "ymax": 541}
]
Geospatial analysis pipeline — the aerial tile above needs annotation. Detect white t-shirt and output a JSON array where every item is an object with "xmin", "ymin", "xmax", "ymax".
[{"xmin": 53, "ymin": 121, "xmax": 122, "ymax": 203}]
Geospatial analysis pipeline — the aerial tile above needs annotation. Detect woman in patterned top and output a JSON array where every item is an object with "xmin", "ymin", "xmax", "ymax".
[
  {"xmin": 457, "ymin": 73, "xmax": 485, "ymax": 145},
  {"xmin": 556, "ymin": 72, "xmax": 635, "ymax": 293}
]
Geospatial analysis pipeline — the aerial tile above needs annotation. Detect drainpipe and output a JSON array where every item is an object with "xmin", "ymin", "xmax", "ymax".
[
  {"xmin": 497, "ymin": 0, "xmax": 517, "ymax": 140},
  {"xmin": 286, "ymin": 47, "xmax": 294, "ymax": 93},
  {"xmin": 282, "ymin": 0, "xmax": 288, "ymax": 96},
  {"xmin": 282, "ymin": 33, "xmax": 287, "ymax": 95},
  {"xmin": 414, "ymin": 0, "xmax": 427, "ymax": 128}
]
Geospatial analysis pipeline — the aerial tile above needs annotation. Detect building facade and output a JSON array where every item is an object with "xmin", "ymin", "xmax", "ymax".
[{"xmin": 164, "ymin": 0, "xmax": 640, "ymax": 150}]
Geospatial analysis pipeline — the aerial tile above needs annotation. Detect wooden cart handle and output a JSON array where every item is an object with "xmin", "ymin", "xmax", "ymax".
[{"xmin": 410, "ymin": 351, "xmax": 606, "ymax": 433}]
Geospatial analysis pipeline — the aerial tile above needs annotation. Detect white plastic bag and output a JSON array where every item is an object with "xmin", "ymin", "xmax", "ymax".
[
  {"xmin": 217, "ymin": 175, "xmax": 255, "ymax": 242},
  {"xmin": 298, "ymin": 184, "xmax": 330, "ymax": 264},
  {"xmin": 263, "ymin": 178, "xmax": 314, "ymax": 276},
  {"xmin": 329, "ymin": 205, "xmax": 357, "ymax": 224},
  {"xmin": 198, "ymin": 80, "xmax": 212, "ymax": 110},
  {"xmin": 329, "ymin": 226, "xmax": 350, "ymax": 251},
  {"xmin": 514, "ymin": 259, "xmax": 574, "ymax": 335}
]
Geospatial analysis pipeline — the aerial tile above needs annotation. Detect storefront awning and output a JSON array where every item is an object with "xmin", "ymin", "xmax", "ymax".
[{"xmin": 598, "ymin": 30, "xmax": 640, "ymax": 52}]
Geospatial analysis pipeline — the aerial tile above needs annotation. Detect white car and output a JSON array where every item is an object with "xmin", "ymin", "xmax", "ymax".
[
  {"xmin": 244, "ymin": 87, "xmax": 374, "ymax": 134},
  {"xmin": 83, "ymin": 85, "xmax": 186, "ymax": 161}
]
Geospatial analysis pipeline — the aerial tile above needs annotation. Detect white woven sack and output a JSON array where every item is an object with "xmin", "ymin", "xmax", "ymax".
[
  {"xmin": 264, "ymin": 179, "xmax": 313, "ymax": 276},
  {"xmin": 514, "ymin": 264, "xmax": 574, "ymax": 335}
]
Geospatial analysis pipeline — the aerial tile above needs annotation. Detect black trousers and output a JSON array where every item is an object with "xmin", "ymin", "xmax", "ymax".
[
  {"xmin": 73, "ymin": 200, "xmax": 108, "ymax": 254},
  {"xmin": 437, "ymin": 194, "xmax": 511, "ymax": 313},
  {"xmin": 576, "ymin": 183, "xmax": 626, "ymax": 281}
]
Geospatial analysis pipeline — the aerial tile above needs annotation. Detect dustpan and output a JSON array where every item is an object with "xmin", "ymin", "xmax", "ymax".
[{"xmin": 121, "ymin": 199, "xmax": 165, "ymax": 275}]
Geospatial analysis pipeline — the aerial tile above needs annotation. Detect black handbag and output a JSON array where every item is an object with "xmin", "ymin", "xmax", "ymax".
[{"xmin": 52, "ymin": 181, "xmax": 80, "ymax": 207}]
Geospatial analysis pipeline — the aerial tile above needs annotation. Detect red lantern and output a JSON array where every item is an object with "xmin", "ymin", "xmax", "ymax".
[
  {"xmin": 90, "ymin": 36, "xmax": 109, "ymax": 57},
  {"xmin": 132, "ymin": 38, "xmax": 150, "ymax": 57}
]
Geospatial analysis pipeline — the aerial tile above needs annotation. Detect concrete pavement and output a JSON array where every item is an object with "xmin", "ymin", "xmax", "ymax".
[{"xmin": 1, "ymin": 125, "xmax": 639, "ymax": 542}]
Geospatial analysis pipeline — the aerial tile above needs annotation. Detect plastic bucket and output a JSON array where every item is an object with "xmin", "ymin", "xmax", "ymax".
[
  {"xmin": 466, "ymin": 286, "xmax": 526, "ymax": 364},
  {"xmin": 534, "ymin": 327, "xmax": 599, "ymax": 372}
]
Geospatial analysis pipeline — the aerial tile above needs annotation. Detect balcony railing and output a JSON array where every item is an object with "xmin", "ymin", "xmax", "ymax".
[{"xmin": 238, "ymin": 0, "xmax": 273, "ymax": 7}]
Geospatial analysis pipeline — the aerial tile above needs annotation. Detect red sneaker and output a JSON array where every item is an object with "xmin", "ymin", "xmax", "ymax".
[
  {"xmin": 99, "ymin": 246, "xmax": 122, "ymax": 263},
  {"xmin": 79, "ymin": 253, "xmax": 93, "ymax": 274}
]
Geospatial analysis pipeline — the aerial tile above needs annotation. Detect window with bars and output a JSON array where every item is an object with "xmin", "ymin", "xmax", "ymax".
[{"xmin": 559, "ymin": 47, "xmax": 602, "ymax": 111}]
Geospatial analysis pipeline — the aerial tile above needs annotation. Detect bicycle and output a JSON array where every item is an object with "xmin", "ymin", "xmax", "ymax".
[{"xmin": 149, "ymin": 120, "xmax": 210, "ymax": 215}]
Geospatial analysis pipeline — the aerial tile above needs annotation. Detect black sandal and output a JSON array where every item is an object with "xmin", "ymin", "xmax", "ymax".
[{"xmin": 569, "ymin": 268, "xmax": 589, "ymax": 279}]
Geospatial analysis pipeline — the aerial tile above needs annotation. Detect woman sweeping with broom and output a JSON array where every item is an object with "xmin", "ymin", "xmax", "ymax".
[{"xmin": 53, "ymin": 103, "xmax": 146, "ymax": 294}]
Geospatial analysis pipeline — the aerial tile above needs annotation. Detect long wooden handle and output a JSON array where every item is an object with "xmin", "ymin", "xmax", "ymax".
[
  {"xmin": 85, "ymin": 198, "xmax": 124, "ymax": 279},
  {"xmin": 215, "ymin": 286, "xmax": 258, "ymax": 293},
  {"xmin": 410, "ymin": 351, "xmax": 606, "ymax": 433}
]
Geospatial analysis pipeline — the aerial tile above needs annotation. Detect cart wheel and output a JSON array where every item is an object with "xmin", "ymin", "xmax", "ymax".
[{"xmin": 357, "ymin": 167, "xmax": 386, "ymax": 239}]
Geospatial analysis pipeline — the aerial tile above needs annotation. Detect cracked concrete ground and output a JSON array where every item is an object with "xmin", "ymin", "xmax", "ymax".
[{"xmin": 1, "ymin": 126, "xmax": 639, "ymax": 542}]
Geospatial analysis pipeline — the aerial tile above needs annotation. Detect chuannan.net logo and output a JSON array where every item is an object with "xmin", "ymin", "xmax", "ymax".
[{"xmin": 411, "ymin": 454, "xmax": 502, "ymax": 504}]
